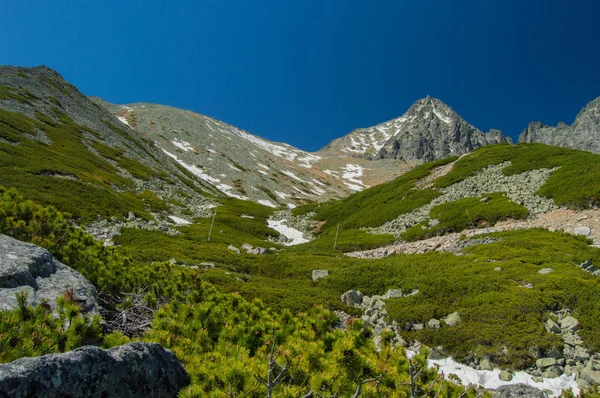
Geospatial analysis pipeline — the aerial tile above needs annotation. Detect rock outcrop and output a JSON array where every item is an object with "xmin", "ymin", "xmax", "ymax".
[
  {"xmin": 0, "ymin": 342, "xmax": 190, "ymax": 398},
  {"xmin": 0, "ymin": 234, "xmax": 98, "ymax": 314},
  {"xmin": 489, "ymin": 384, "xmax": 549, "ymax": 398},
  {"xmin": 518, "ymin": 97, "xmax": 600, "ymax": 153},
  {"xmin": 322, "ymin": 96, "xmax": 512, "ymax": 162}
]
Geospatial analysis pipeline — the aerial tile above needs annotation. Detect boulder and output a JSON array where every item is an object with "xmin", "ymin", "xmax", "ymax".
[
  {"xmin": 227, "ymin": 245, "xmax": 240, "ymax": 254},
  {"xmin": 536, "ymin": 358, "xmax": 557, "ymax": 369},
  {"xmin": 490, "ymin": 384, "xmax": 549, "ymax": 397},
  {"xmin": 383, "ymin": 288, "xmax": 403, "ymax": 299},
  {"xmin": 538, "ymin": 268, "xmax": 553, "ymax": 274},
  {"xmin": 0, "ymin": 342, "xmax": 190, "ymax": 398},
  {"xmin": 444, "ymin": 311, "xmax": 461, "ymax": 327},
  {"xmin": 580, "ymin": 368, "xmax": 600, "ymax": 385},
  {"xmin": 311, "ymin": 269, "xmax": 329, "ymax": 281},
  {"xmin": 499, "ymin": 370, "xmax": 513, "ymax": 381},
  {"xmin": 340, "ymin": 290, "xmax": 364, "ymax": 306},
  {"xmin": 560, "ymin": 316, "xmax": 580, "ymax": 332},
  {"xmin": 545, "ymin": 319, "xmax": 560, "ymax": 334},
  {"xmin": 427, "ymin": 318, "xmax": 441, "ymax": 329},
  {"xmin": 479, "ymin": 358, "xmax": 493, "ymax": 371},
  {"xmin": 0, "ymin": 234, "xmax": 98, "ymax": 314},
  {"xmin": 241, "ymin": 243, "xmax": 253, "ymax": 251}
]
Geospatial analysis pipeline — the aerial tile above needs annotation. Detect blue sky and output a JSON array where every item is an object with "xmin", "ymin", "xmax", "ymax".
[{"xmin": 2, "ymin": 0, "xmax": 599, "ymax": 151}]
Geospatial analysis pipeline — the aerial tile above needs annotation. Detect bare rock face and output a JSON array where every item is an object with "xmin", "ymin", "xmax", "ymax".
[
  {"xmin": 0, "ymin": 342, "xmax": 190, "ymax": 398},
  {"xmin": 518, "ymin": 97, "xmax": 600, "ymax": 153},
  {"xmin": 0, "ymin": 234, "xmax": 98, "ymax": 314},
  {"xmin": 323, "ymin": 96, "xmax": 511, "ymax": 162}
]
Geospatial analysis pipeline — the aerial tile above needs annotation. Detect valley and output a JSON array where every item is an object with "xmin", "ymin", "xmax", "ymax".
[{"xmin": 2, "ymin": 66, "xmax": 600, "ymax": 397}]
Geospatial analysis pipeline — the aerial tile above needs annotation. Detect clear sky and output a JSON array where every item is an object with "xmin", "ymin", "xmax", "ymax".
[{"xmin": 2, "ymin": 0, "xmax": 599, "ymax": 151}]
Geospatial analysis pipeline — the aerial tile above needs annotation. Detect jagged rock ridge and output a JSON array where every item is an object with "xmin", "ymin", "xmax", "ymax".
[
  {"xmin": 320, "ymin": 96, "xmax": 511, "ymax": 162},
  {"xmin": 519, "ymin": 97, "xmax": 600, "ymax": 153}
]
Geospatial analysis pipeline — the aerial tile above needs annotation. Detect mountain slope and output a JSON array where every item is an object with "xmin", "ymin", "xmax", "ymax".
[
  {"xmin": 92, "ymin": 98, "xmax": 413, "ymax": 204},
  {"xmin": 519, "ymin": 96, "xmax": 600, "ymax": 153},
  {"xmin": 0, "ymin": 66, "xmax": 216, "ymax": 220},
  {"xmin": 320, "ymin": 96, "xmax": 511, "ymax": 162}
]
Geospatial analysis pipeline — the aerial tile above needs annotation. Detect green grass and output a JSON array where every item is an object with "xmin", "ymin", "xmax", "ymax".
[
  {"xmin": 401, "ymin": 193, "xmax": 529, "ymax": 241},
  {"xmin": 0, "ymin": 107, "xmax": 170, "ymax": 220},
  {"xmin": 435, "ymin": 143, "xmax": 600, "ymax": 208},
  {"xmin": 294, "ymin": 157, "xmax": 456, "ymax": 232}
]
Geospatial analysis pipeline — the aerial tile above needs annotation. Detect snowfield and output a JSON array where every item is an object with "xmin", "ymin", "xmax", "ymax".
[{"xmin": 267, "ymin": 219, "xmax": 308, "ymax": 245}]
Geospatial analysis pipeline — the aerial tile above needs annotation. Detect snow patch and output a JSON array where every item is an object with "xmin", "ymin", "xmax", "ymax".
[
  {"xmin": 342, "ymin": 164, "xmax": 368, "ymax": 191},
  {"xmin": 117, "ymin": 116, "xmax": 131, "ymax": 128},
  {"xmin": 281, "ymin": 170, "xmax": 304, "ymax": 182},
  {"xmin": 258, "ymin": 199, "xmax": 277, "ymax": 208},
  {"xmin": 172, "ymin": 139, "xmax": 194, "ymax": 152},
  {"xmin": 426, "ymin": 356, "xmax": 579, "ymax": 398},
  {"xmin": 287, "ymin": 203, "xmax": 296, "ymax": 209},
  {"xmin": 267, "ymin": 219, "xmax": 308, "ymax": 245},
  {"xmin": 258, "ymin": 163, "xmax": 270, "ymax": 170},
  {"xmin": 275, "ymin": 191, "xmax": 290, "ymax": 200},
  {"xmin": 168, "ymin": 215, "xmax": 191, "ymax": 225}
]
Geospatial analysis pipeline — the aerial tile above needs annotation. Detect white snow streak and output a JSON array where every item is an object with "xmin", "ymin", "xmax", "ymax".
[
  {"xmin": 172, "ymin": 139, "xmax": 194, "ymax": 152},
  {"xmin": 257, "ymin": 199, "xmax": 277, "ymax": 208},
  {"xmin": 342, "ymin": 164, "xmax": 368, "ymax": 191},
  {"xmin": 117, "ymin": 116, "xmax": 131, "ymax": 128},
  {"xmin": 168, "ymin": 215, "xmax": 191, "ymax": 225}
]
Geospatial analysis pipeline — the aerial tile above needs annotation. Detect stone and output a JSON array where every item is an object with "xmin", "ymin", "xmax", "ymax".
[
  {"xmin": 490, "ymin": 384, "xmax": 549, "ymax": 398},
  {"xmin": 227, "ymin": 245, "xmax": 240, "ymax": 254},
  {"xmin": 543, "ymin": 347, "xmax": 563, "ymax": 358},
  {"xmin": 580, "ymin": 368, "xmax": 600, "ymax": 385},
  {"xmin": 412, "ymin": 323, "xmax": 424, "ymax": 331},
  {"xmin": 545, "ymin": 319, "xmax": 561, "ymax": 334},
  {"xmin": 383, "ymin": 288, "xmax": 403, "ymax": 299},
  {"xmin": 340, "ymin": 290, "xmax": 364, "ymax": 306},
  {"xmin": 538, "ymin": 268, "xmax": 553, "ymax": 274},
  {"xmin": 563, "ymin": 332, "xmax": 582, "ymax": 347},
  {"xmin": 574, "ymin": 226, "xmax": 591, "ymax": 236},
  {"xmin": 241, "ymin": 243, "xmax": 253, "ymax": 251},
  {"xmin": 427, "ymin": 318, "xmax": 441, "ymax": 329},
  {"xmin": 0, "ymin": 234, "xmax": 98, "ymax": 315},
  {"xmin": 444, "ymin": 312, "xmax": 461, "ymax": 327},
  {"xmin": 494, "ymin": 266, "xmax": 502, "ymax": 271},
  {"xmin": 499, "ymin": 370, "xmax": 513, "ymax": 381},
  {"xmin": 311, "ymin": 269, "xmax": 329, "ymax": 281},
  {"xmin": 560, "ymin": 316, "xmax": 580, "ymax": 332},
  {"xmin": 479, "ymin": 358, "xmax": 493, "ymax": 371},
  {"xmin": 0, "ymin": 342, "xmax": 190, "ymax": 397},
  {"xmin": 573, "ymin": 346, "xmax": 590, "ymax": 362},
  {"xmin": 200, "ymin": 262, "xmax": 215, "ymax": 268},
  {"xmin": 372, "ymin": 299, "xmax": 385, "ymax": 310},
  {"xmin": 541, "ymin": 366, "xmax": 561, "ymax": 378},
  {"xmin": 536, "ymin": 358, "xmax": 557, "ymax": 369}
]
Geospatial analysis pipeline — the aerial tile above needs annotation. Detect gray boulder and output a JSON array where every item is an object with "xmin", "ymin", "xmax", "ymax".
[
  {"xmin": 0, "ymin": 342, "xmax": 190, "ymax": 398},
  {"xmin": 444, "ymin": 312, "xmax": 461, "ymax": 327},
  {"xmin": 545, "ymin": 319, "xmax": 560, "ymax": 334},
  {"xmin": 340, "ymin": 290, "xmax": 363, "ymax": 306},
  {"xmin": 490, "ymin": 384, "xmax": 549, "ymax": 397},
  {"xmin": 560, "ymin": 316, "xmax": 580, "ymax": 332},
  {"xmin": 580, "ymin": 368, "xmax": 600, "ymax": 385},
  {"xmin": 0, "ymin": 234, "xmax": 98, "ymax": 314},
  {"xmin": 499, "ymin": 370, "xmax": 513, "ymax": 381},
  {"xmin": 312, "ymin": 269, "xmax": 329, "ymax": 281},
  {"xmin": 538, "ymin": 268, "xmax": 553, "ymax": 274},
  {"xmin": 427, "ymin": 318, "xmax": 441, "ymax": 329},
  {"xmin": 383, "ymin": 288, "xmax": 403, "ymax": 299},
  {"xmin": 227, "ymin": 245, "xmax": 240, "ymax": 254}
]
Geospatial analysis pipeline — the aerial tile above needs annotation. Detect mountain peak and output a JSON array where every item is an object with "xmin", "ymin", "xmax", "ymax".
[{"xmin": 321, "ymin": 97, "xmax": 508, "ymax": 161}]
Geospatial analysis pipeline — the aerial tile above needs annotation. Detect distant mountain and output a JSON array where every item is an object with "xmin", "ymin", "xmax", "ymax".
[
  {"xmin": 518, "ymin": 97, "xmax": 600, "ymax": 153},
  {"xmin": 320, "ymin": 96, "xmax": 511, "ymax": 162}
]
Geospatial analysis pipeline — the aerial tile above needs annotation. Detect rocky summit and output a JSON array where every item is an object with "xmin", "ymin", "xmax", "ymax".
[
  {"xmin": 320, "ymin": 96, "xmax": 511, "ymax": 162},
  {"xmin": 519, "ymin": 96, "xmax": 600, "ymax": 153}
]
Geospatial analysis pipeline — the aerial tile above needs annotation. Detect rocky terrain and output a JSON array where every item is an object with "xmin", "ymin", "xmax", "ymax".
[
  {"xmin": 519, "ymin": 97, "xmax": 600, "ymax": 153},
  {"xmin": 93, "ymin": 97, "xmax": 411, "ymax": 207},
  {"xmin": 320, "ymin": 96, "xmax": 511, "ymax": 162}
]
